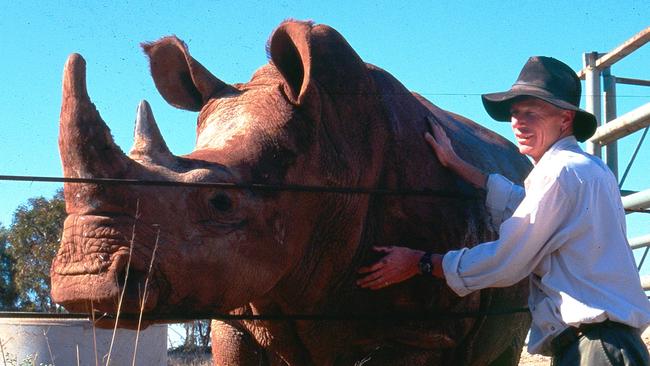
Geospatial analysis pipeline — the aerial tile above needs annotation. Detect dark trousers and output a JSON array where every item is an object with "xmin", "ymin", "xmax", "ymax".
[{"xmin": 551, "ymin": 321, "xmax": 649, "ymax": 366}]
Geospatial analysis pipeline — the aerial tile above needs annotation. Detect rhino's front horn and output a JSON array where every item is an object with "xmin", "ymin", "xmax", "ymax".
[
  {"xmin": 59, "ymin": 54, "xmax": 131, "ymax": 179},
  {"xmin": 129, "ymin": 100, "xmax": 175, "ymax": 166}
]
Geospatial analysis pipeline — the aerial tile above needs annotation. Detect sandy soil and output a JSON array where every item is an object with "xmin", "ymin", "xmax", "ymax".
[{"xmin": 518, "ymin": 328, "xmax": 650, "ymax": 365}]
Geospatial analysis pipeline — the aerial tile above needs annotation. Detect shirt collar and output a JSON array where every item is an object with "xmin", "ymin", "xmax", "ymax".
[
  {"xmin": 524, "ymin": 136, "xmax": 580, "ymax": 190},
  {"xmin": 534, "ymin": 136, "xmax": 579, "ymax": 166}
]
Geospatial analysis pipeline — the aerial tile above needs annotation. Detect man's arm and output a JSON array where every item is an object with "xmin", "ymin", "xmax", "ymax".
[{"xmin": 443, "ymin": 177, "xmax": 574, "ymax": 296}]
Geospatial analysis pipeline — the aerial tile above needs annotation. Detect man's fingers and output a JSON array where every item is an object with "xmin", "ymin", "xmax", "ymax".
[
  {"xmin": 372, "ymin": 246, "xmax": 394, "ymax": 253},
  {"xmin": 358, "ymin": 246, "xmax": 396, "ymax": 275},
  {"xmin": 357, "ymin": 270, "xmax": 382, "ymax": 284},
  {"xmin": 432, "ymin": 124, "xmax": 444, "ymax": 139},
  {"xmin": 426, "ymin": 115, "xmax": 437, "ymax": 130},
  {"xmin": 356, "ymin": 269, "xmax": 387, "ymax": 287},
  {"xmin": 424, "ymin": 132, "xmax": 437, "ymax": 148},
  {"xmin": 358, "ymin": 256, "xmax": 389, "ymax": 274},
  {"xmin": 433, "ymin": 124, "xmax": 450, "ymax": 145},
  {"xmin": 357, "ymin": 263, "xmax": 379, "ymax": 274},
  {"xmin": 358, "ymin": 276, "xmax": 392, "ymax": 290}
]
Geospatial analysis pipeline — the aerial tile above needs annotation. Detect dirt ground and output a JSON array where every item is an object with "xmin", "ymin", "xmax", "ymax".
[{"xmin": 518, "ymin": 328, "xmax": 650, "ymax": 365}]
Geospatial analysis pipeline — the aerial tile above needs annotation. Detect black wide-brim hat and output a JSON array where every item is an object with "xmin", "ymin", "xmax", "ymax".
[{"xmin": 482, "ymin": 56, "xmax": 597, "ymax": 142}]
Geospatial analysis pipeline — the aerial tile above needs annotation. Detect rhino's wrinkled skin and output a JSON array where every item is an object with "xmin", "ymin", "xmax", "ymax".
[{"xmin": 51, "ymin": 20, "xmax": 533, "ymax": 365}]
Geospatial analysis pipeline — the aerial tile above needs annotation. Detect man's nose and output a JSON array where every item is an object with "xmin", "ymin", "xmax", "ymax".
[
  {"xmin": 511, "ymin": 115, "xmax": 525, "ymax": 129},
  {"xmin": 511, "ymin": 116, "xmax": 520, "ymax": 128}
]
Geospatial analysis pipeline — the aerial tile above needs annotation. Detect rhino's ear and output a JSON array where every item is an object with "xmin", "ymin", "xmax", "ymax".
[
  {"xmin": 269, "ymin": 21, "xmax": 371, "ymax": 106},
  {"xmin": 142, "ymin": 36, "xmax": 227, "ymax": 112},
  {"xmin": 269, "ymin": 21, "xmax": 314, "ymax": 105}
]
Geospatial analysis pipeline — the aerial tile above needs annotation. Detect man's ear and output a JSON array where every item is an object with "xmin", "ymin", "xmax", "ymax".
[{"xmin": 564, "ymin": 110, "xmax": 577, "ymax": 134}]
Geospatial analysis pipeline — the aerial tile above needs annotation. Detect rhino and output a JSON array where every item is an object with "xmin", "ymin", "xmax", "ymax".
[{"xmin": 51, "ymin": 20, "xmax": 533, "ymax": 365}]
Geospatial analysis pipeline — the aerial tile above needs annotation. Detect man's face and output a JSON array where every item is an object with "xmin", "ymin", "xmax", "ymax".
[{"xmin": 509, "ymin": 98, "xmax": 573, "ymax": 163}]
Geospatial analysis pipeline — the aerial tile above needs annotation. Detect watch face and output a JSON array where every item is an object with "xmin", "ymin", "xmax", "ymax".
[
  {"xmin": 419, "ymin": 261, "xmax": 432, "ymax": 274},
  {"xmin": 419, "ymin": 252, "xmax": 433, "ymax": 275}
]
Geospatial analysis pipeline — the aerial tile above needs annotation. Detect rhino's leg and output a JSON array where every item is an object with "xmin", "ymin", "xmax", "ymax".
[
  {"xmin": 455, "ymin": 287, "xmax": 531, "ymax": 366},
  {"xmin": 486, "ymin": 340, "xmax": 522, "ymax": 366},
  {"xmin": 211, "ymin": 319, "xmax": 269, "ymax": 366}
]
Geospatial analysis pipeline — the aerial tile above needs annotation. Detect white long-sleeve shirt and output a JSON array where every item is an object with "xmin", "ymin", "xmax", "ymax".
[{"xmin": 442, "ymin": 136, "xmax": 650, "ymax": 355}]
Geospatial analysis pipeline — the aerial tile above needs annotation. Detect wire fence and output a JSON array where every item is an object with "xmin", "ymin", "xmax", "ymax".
[
  {"xmin": 0, "ymin": 174, "xmax": 481, "ymax": 199},
  {"xmin": 0, "ymin": 173, "xmax": 531, "ymax": 322},
  {"xmin": 0, "ymin": 308, "xmax": 531, "ymax": 322}
]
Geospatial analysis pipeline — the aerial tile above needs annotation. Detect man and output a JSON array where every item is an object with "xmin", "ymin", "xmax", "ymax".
[{"xmin": 357, "ymin": 56, "xmax": 650, "ymax": 365}]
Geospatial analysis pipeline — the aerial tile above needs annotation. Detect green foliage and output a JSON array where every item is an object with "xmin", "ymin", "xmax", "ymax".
[
  {"xmin": 5, "ymin": 189, "xmax": 65, "ymax": 312},
  {"xmin": 169, "ymin": 320, "xmax": 211, "ymax": 354},
  {"xmin": 0, "ymin": 225, "xmax": 18, "ymax": 310},
  {"xmin": 0, "ymin": 349, "xmax": 54, "ymax": 366}
]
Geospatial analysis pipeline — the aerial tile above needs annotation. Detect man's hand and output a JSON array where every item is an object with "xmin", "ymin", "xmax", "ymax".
[
  {"xmin": 424, "ymin": 116, "xmax": 487, "ymax": 189},
  {"xmin": 424, "ymin": 116, "xmax": 460, "ymax": 169},
  {"xmin": 357, "ymin": 246, "xmax": 424, "ymax": 290}
]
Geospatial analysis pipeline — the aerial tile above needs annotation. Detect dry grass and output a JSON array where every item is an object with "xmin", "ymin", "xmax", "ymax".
[{"xmin": 167, "ymin": 351, "xmax": 212, "ymax": 366}]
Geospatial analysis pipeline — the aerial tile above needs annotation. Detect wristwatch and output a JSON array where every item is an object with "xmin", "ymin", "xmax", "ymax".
[{"xmin": 418, "ymin": 251, "xmax": 433, "ymax": 276}]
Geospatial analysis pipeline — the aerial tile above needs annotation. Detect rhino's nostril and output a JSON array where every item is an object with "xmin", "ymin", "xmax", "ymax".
[
  {"xmin": 117, "ymin": 266, "xmax": 148, "ymax": 300},
  {"xmin": 117, "ymin": 267, "xmax": 128, "ymax": 288}
]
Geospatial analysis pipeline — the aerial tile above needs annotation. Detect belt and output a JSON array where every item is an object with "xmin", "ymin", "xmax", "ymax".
[{"xmin": 550, "ymin": 320, "xmax": 635, "ymax": 355}]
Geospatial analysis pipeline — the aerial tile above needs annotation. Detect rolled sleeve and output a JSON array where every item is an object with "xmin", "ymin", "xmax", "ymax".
[
  {"xmin": 486, "ymin": 174, "xmax": 525, "ymax": 228},
  {"xmin": 442, "ymin": 248, "xmax": 473, "ymax": 297},
  {"xmin": 442, "ymin": 177, "xmax": 573, "ymax": 296}
]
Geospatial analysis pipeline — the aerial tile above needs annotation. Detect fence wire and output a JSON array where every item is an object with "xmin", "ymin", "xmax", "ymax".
[
  {"xmin": 0, "ymin": 174, "xmax": 482, "ymax": 199},
  {"xmin": 0, "ymin": 173, "xmax": 517, "ymax": 322},
  {"xmin": 0, "ymin": 308, "xmax": 530, "ymax": 322}
]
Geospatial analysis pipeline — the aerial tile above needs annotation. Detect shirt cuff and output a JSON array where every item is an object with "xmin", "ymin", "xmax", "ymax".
[{"xmin": 442, "ymin": 248, "xmax": 473, "ymax": 297}]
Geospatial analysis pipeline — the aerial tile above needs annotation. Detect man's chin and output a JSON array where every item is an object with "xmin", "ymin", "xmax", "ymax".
[
  {"xmin": 517, "ymin": 144, "xmax": 532, "ymax": 155},
  {"xmin": 516, "ymin": 145, "xmax": 539, "ymax": 161}
]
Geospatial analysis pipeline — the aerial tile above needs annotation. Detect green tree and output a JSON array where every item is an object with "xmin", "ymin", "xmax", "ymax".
[
  {"xmin": 182, "ymin": 320, "xmax": 211, "ymax": 351},
  {"xmin": 0, "ymin": 224, "xmax": 18, "ymax": 310},
  {"xmin": 6, "ymin": 189, "xmax": 65, "ymax": 312}
]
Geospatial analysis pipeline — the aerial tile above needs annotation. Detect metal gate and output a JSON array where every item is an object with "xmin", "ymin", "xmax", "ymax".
[{"xmin": 578, "ymin": 27, "xmax": 650, "ymax": 289}]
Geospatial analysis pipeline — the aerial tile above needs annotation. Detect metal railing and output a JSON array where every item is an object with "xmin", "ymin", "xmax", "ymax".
[{"xmin": 577, "ymin": 27, "xmax": 650, "ymax": 288}]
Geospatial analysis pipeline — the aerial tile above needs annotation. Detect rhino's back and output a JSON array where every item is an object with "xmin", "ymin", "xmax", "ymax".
[{"xmin": 366, "ymin": 64, "xmax": 531, "ymax": 191}]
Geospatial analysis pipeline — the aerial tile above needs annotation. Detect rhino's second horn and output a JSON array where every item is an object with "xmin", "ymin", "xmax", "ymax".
[{"xmin": 129, "ymin": 100, "xmax": 175, "ymax": 166}]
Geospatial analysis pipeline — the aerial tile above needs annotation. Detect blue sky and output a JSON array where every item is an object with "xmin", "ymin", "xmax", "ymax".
[{"xmin": 0, "ymin": 2, "xmax": 648, "ymax": 270}]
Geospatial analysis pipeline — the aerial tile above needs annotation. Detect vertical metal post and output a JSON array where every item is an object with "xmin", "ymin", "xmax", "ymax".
[
  {"xmin": 603, "ymin": 67, "xmax": 618, "ymax": 178},
  {"xmin": 583, "ymin": 52, "xmax": 602, "ymax": 157}
]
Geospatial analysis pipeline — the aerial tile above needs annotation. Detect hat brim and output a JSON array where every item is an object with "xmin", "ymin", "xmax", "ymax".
[{"xmin": 481, "ymin": 87, "xmax": 597, "ymax": 142}]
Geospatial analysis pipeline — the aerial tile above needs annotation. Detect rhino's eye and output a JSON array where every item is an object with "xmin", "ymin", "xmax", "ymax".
[{"xmin": 210, "ymin": 193, "xmax": 233, "ymax": 212}]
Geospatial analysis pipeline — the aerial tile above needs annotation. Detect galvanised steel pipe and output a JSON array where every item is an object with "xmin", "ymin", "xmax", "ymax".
[
  {"xmin": 588, "ymin": 102, "xmax": 650, "ymax": 146},
  {"xmin": 641, "ymin": 275, "xmax": 650, "ymax": 291},
  {"xmin": 630, "ymin": 234, "xmax": 650, "ymax": 250},
  {"xmin": 622, "ymin": 188, "xmax": 650, "ymax": 212},
  {"xmin": 603, "ymin": 68, "xmax": 618, "ymax": 178},
  {"xmin": 583, "ymin": 52, "xmax": 602, "ymax": 157},
  {"xmin": 577, "ymin": 27, "xmax": 650, "ymax": 79}
]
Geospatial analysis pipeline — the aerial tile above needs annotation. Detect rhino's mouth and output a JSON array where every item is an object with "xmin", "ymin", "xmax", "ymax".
[{"xmin": 51, "ymin": 214, "xmax": 162, "ymax": 318}]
